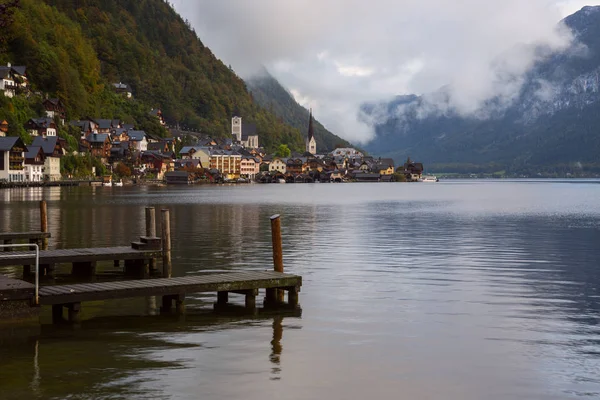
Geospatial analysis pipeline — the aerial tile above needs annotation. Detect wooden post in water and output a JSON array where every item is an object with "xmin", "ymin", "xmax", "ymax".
[
  {"xmin": 40, "ymin": 200, "xmax": 48, "ymax": 250},
  {"xmin": 268, "ymin": 214, "xmax": 285, "ymax": 303},
  {"xmin": 146, "ymin": 207, "xmax": 157, "ymax": 273},
  {"xmin": 161, "ymin": 209, "xmax": 172, "ymax": 278}
]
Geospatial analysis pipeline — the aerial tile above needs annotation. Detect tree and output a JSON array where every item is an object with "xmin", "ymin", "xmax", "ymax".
[
  {"xmin": 114, "ymin": 162, "xmax": 131, "ymax": 178},
  {"xmin": 275, "ymin": 144, "xmax": 291, "ymax": 158}
]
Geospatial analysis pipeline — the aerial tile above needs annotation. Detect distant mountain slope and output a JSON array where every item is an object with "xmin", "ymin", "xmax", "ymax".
[
  {"xmin": 246, "ymin": 69, "xmax": 352, "ymax": 153},
  {"xmin": 363, "ymin": 6, "xmax": 600, "ymax": 174},
  {"xmin": 0, "ymin": 0, "xmax": 305, "ymax": 152}
]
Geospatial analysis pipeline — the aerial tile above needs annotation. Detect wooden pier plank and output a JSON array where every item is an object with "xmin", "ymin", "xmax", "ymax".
[
  {"xmin": 38, "ymin": 272, "xmax": 302, "ymax": 305},
  {"xmin": 0, "ymin": 232, "xmax": 51, "ymax": 241},
  {"xmin": 0, "ymin": 246, "xmax": 161, "ymax": 267}
]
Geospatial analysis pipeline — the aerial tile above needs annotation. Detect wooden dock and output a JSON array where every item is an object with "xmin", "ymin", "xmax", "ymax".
[
  {"xmin": 37, "ymin": 271, "xmax": 301, "ymax": 323},
  {"xmin": 0, "ymin": 245, "xmax": 162, "ymax": 279}
]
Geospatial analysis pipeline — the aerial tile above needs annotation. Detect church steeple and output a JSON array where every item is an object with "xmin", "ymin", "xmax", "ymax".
[
  {"xmin": 306, "ymin": 109, "xmax": 317, "ymax": 155},
  {"xmin": 307, "ymin": 109, "xmax": 314, "ymax": 141}
]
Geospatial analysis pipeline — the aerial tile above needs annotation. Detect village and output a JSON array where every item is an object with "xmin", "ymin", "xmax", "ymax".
[{"xmin": 0, "ymin": 62, "xmax": 426, "ymax": 186}]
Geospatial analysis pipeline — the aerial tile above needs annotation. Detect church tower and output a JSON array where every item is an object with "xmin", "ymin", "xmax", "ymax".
[
  {"xmin": 232, "ymin": 115, "xmax": 242, "ymax": 142},
  {"xmin": 306, "ymin": 109, "xmax": 317, "ymax": 155}
]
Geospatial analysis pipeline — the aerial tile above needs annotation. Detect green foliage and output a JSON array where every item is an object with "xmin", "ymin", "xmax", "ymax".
[
  {"xmin": 61, "ymin": 153, "xmax": 106, "ymax": 177},
  {"xmin": 0, "ymin": 94, "xmax": 41, "ymax": 144},
  {"xmin": 392, "ymin": 172, "xmax": 407, "ymax": 182},
  {"xmin": 247, "ymin": 70, "xmax": 353, "ymax": 153},
  {"xmin": 4, "ymin": 0, "xmax": 305, "ymax": 153},
  {"xmin": 274, "ymin": 144, "xmax": 291, "ymax": 158}
]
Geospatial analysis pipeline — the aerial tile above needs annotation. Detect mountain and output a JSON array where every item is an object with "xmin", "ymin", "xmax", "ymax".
[
  {"xmin": 246, "ymin": 69, "xmax": 352, "ymax": 153},
  {"xmin": 0, "ymin": 0, "xmax": 305, "ymax": 152},
  {"xmin": 363, "ymin": 6, "xmax": 600, "ymax": 175}
]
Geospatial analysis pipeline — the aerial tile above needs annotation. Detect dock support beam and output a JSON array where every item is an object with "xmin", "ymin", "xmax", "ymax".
[
  {"xmin": 52, "ymin": 305, "xmax": 63, "ymax": 323},
  {"xmin": 67, "ymin": 303, "xmax": 81, "ymax": 323},
  {"xmin": 217, "ymin": 291, "xmax": 229, "ymax": 305},
  {"xmin": 146, "ymin": 207, "xmax": 157, "ymax": 273},
  {"xmin": 161, "ymin": 209, "xmax": 172, "ymax": 278},
  {"xmin": 161, "ymin": 294, "xmax": 185, "ymax": 314},
  {"xmin": 72, "ymin": 261, "xmax": 97, "ymax": 279}
]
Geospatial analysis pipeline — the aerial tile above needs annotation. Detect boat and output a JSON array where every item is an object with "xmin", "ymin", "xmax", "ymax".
[
  {"xmin": 421, "ymin": 175, "xmax": 439, "ymax": 182},
  {"xmin": 277, "ymin": 178, "xmax": 286, "ymax": 184}
]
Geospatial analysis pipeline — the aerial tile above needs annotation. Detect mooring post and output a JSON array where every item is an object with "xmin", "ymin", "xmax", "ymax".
[
  {"xmin": 271, "ymin": 214, "xmax": 285, "ymax": 302},
  {"xmin": 40, "ymin": 200, "xmax": 48, "ymax": 250},
  {"xmin": 161, "ymin": 209, "xmax": 172, "ymax": 278},
  {"xmin": 146, "ymin": 207, "xmax": 157, "ymax": 274}
]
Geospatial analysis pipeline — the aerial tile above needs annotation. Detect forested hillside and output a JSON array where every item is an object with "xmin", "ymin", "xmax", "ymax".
[
  {"xmin": 247, "ymin": 69, "xmax": 352, "ymax": 153},
  {"xmin": 0, "ymin": 0, "xmax": 305, "ymax": 152}
]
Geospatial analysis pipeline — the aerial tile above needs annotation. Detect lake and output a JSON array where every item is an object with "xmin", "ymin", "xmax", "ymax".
[{"xmin": 1, "ymin": 180, "xmax": 599, "ymax": 399}]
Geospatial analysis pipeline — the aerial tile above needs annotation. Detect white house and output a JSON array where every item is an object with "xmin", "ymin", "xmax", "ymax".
[
  {"xmin": 24, "ymin": 146, "xmax": 45, "ymax": 182},
  {"xmin": 269, "ymin": 158, "xmax": 287, "ymax": 174},
  {"xmin": 32, "ymin": 136, "xmax": 63, "ymax": 181},
  {"xmin": 0, "ymin": 137, "xmax": 26, "ymax": 182},
  {"xmin": 25, "ymin": 118, "xmax": 57, "ymax": 137},
  {"xmin": 0, "ymin": 67, "xmax": 16, "ymax": 98},
  {"xmin": 128, "ymin": 130, "xmax": 148, "ymax": 152}
]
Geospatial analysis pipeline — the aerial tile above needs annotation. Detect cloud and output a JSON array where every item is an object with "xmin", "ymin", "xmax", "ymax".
[{"xmin": 170, "ymin": 0, "xmax": 587, "ymax": 144}]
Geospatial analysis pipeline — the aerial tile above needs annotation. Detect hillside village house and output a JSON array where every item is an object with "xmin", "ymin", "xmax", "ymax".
[
  {"xmin": 24, "ymin": 146, "xmax": 44, "ymax": 182},
  {"xmin": 0, "ymin": 137, "xmax": 26, "ymax": 182},
  {"xmin": 82, "ymin": 133, "xmax": 112, "ymax": 159},
  {"xmin": 91, "ymin": 119, "xmax": 117, "ymax": 134},
  {"xmin": 42, "ymin": 98, "xmax": 66, "ymax": 125},
  {"xmin": 179, "ymin": 146, "xmax": 210, "ymax": 168},
  {"xmin": 25, "ymin": 118, "xmax": 57, "ymax": 137},
  {"xmin": 128, "ymin": 130, "xmax": 148, "ymax": 152},
  {"xmin": 140, "ymin": 151, "xmax": 173, "ymax": 180},
  {"xmin": 286, "ymin": 158, "xmax": 304, "ymax": 175},
  {"xmin": 32, "ymin": 136, "xmax": 63, "ymax": 181},
  {"xmin": 269, "ymin": 158, "xmax": 287, "ymax": 174},
  {"xmin": 113, "ymin": 82, "xmax": 132, "ymax": 98},
  {"xmin": 150, "ymin": 108, "xmax": 166, "ymax": 126},
  {"xmin": 0, "ymin": 63, "xmax": 27, "ymax": 98},
  {"xmin": 240, "ymin": 156, "xmax": 260, "ymax": 179}
]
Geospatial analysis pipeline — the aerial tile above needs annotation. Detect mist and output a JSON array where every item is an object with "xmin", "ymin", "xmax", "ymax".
[{"xmin": 170, "ymin": 1, "xmax": 587, "ymax": 144}]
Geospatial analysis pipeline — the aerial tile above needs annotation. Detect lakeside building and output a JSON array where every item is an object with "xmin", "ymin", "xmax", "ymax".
[{"xmin": 0, "ymin": 137, "xmax": 26, "ymax": 183}]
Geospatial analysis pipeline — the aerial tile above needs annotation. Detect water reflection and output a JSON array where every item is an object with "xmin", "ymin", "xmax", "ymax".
[
  {"xmin": 1, "ymin": 182, "xmax": 600, "ymax": 399},
  {"xmin": 270, "ymin": 316, "xmax": 283, "ymax": 380},
  {"xmin": 0, "ymin": 310, "xmax": 301, "ymax": 400}
]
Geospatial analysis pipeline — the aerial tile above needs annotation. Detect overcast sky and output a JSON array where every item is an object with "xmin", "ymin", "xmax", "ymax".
[{"xmin": 170, "ymin": 0, "xmax": 596, "ymax": 144}]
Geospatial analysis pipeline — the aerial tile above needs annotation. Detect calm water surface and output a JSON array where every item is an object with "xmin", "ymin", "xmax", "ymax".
[{"xmin": 1, "ymin": 181, "xmax": 599, "ymax": 399}]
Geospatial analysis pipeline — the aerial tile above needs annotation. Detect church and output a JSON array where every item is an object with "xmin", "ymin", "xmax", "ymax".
[{"xmin": 231, "ymin": 115, "xmax": 259, "ymax": 149}]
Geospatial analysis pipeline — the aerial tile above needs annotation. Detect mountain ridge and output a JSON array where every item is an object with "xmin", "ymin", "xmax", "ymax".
[{"xmin": 362, "ymin": 6, "xmax": 600, "ymax": 174}]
